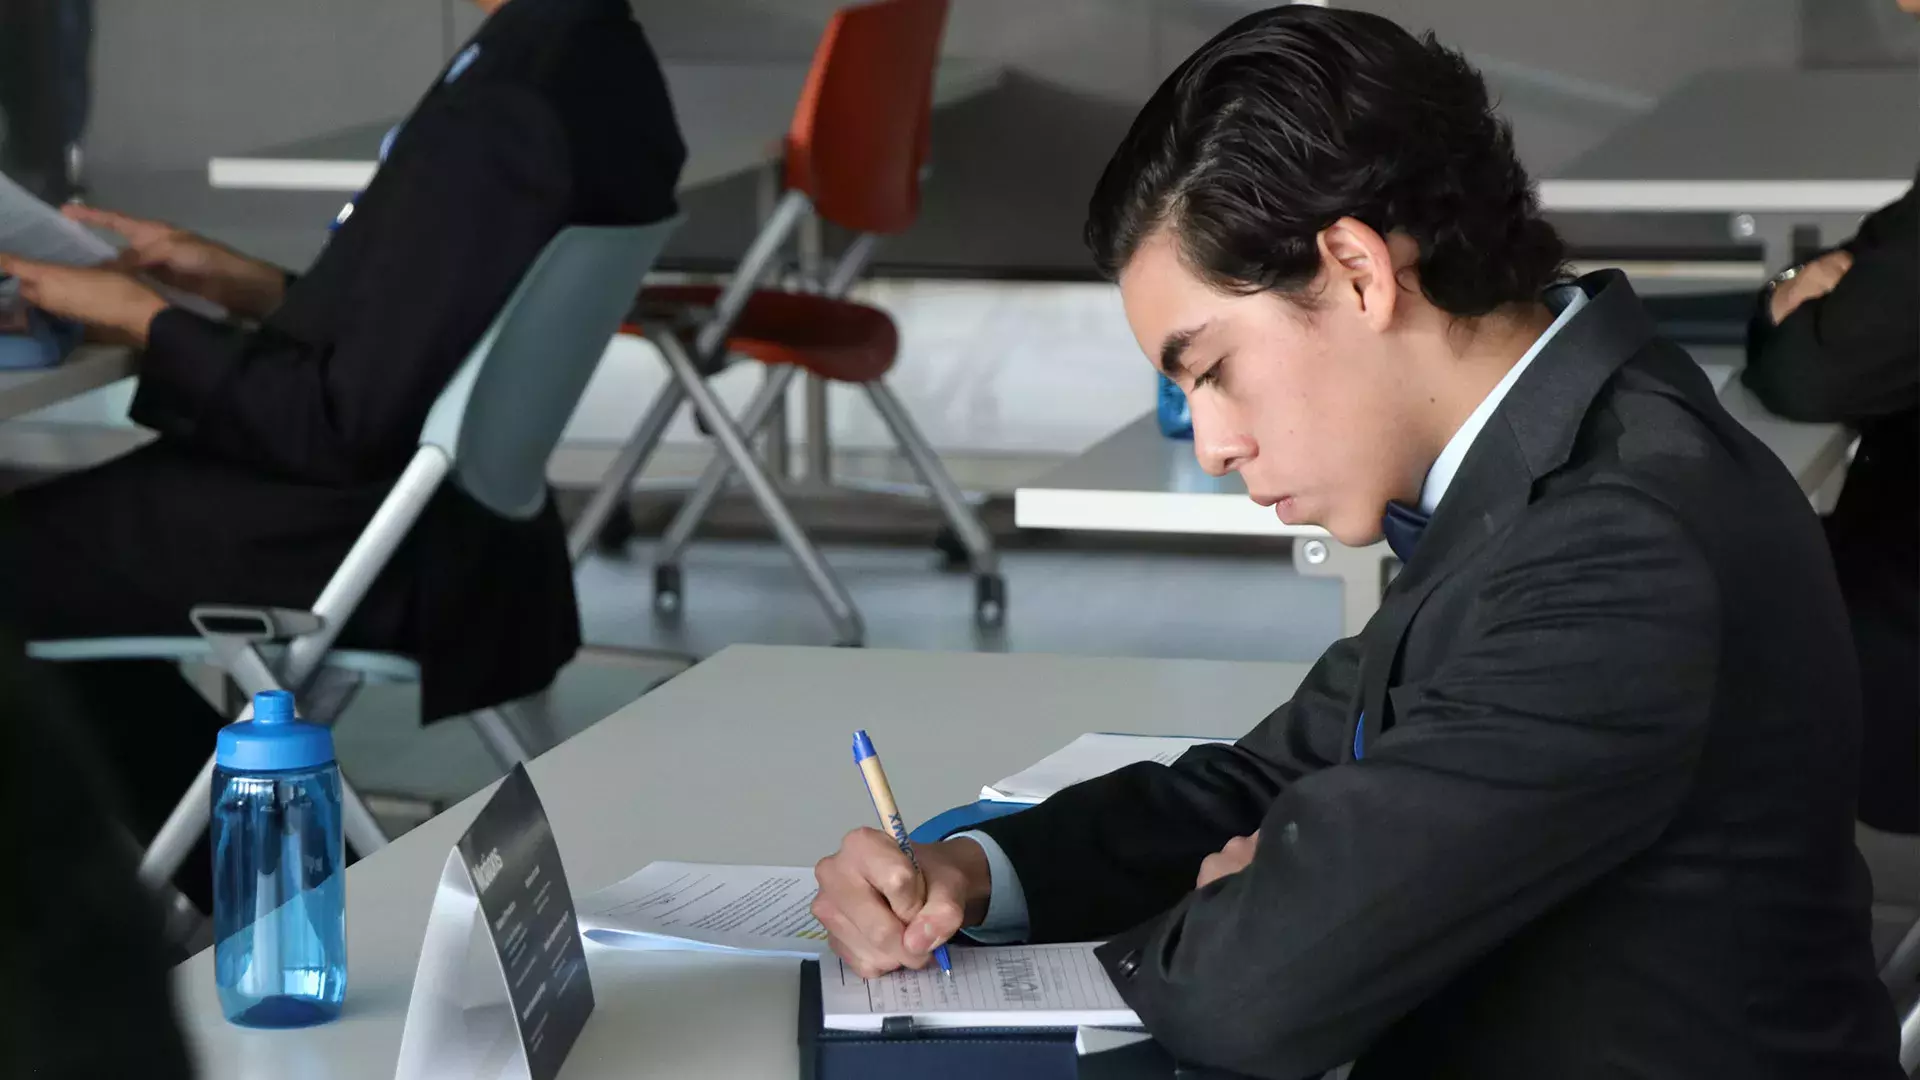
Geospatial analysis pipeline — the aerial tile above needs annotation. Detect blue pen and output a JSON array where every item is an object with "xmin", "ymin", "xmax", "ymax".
[{"xmin": 851, "ymin": 730, "xmax": 953, "ymax": 977}]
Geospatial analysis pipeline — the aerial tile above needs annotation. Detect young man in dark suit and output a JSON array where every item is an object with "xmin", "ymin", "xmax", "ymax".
[
  {"xmin": 1742, "ymin": 175, "xmax": 1917, "ymax": 837},
  {"xmin": 0, "ymin": 0, "xmax": 684, "ymax": 901},
  {"xmin": 810, "ymin": 8, "xmax": 1903, "ymax": 1077}
]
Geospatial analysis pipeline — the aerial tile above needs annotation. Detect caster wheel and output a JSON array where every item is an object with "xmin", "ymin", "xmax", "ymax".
[
  {"xmin": 652, "ymin": 564, "xmax": 683, "ymax": 616},
  {"xmin": 596, "ymin": 505, "xmax": 637, "ymax": 555},
  {"xmin": 973, "ymin": 573, "xmax": 1007, "ymax": 628},
  {"xmin": 933, "ymin": 526, "xmax": 968, "ymax": 572}
]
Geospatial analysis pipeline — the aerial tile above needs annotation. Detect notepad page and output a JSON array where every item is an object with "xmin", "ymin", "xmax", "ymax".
[
  {"xmin": 981, "ymin": 733, "xmax": 1228, "ymax": 804},
  {"xmin": 820, "ymin": 943, "xmax": 1139, "ymax": 1031}
]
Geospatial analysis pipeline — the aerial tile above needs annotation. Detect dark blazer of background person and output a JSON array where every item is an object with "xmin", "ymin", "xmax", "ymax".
[
  {"xmin": 978, "ymin": 272, "xmax": 1902, "ymax": 1079},
  {"xmin": 0, "ymin": 627, "xmax": 192, "ymax": 1079},
  {"xmin": 2, "ymin": 0, "xmax": 684, "ymax": 723},
  {"xmin": 1743, "ymin": 175, "xmax": 1919, "ymax": 835}
]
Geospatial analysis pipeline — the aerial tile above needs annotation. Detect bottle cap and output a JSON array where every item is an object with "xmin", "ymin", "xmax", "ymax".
[{"xmin": 215, "ymin": 690, "xmax": 335, "ymax": 772}]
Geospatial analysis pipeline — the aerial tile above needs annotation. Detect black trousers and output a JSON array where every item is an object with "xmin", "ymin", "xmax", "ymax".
[
  {"xmin": 0, "ymin": 450, "xmax": 406, "ymax": 910},
  {"xmin": 1848, "ymin": 582, "xmax": 1919, "ymax": 835}
]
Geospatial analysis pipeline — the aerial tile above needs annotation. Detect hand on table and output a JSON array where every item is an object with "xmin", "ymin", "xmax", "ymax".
[
  {"xmin": 65, "ymin": 205, "xmax": 286, "ymax": 319},
  {"xmin": 1196, "ymin": 830, "xmax": 1259, "ymax": 889},
  {"xmin": 812, "ymin": 830, "xmax": 992, "ymax": 979},
  {"xmin": 1768, "ymin": 248, "xmax": 1853, "ymax": 325},
  {"xmin": 0, "ymin": 255, "xmax": 166, "ymax": 347}
]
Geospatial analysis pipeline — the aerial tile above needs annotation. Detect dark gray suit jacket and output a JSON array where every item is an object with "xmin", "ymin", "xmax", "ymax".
[{"xmin": 978, "ymin": 271, "xmax": 1902, "ymax": 1079}]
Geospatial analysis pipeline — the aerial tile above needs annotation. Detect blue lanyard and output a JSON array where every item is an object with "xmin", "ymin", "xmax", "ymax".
[{"xmin": 329, "ymin": 43, "xmax": 481, "ymax": 233}]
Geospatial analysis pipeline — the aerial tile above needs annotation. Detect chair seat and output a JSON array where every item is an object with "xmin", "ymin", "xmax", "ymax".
[
  {"xmin": 27, "ymin": 636, "xmax": 422, "ymax": 683},
  {"xmin": 632, "ymin": 284, "xmax": 898, "ymax": 384}
]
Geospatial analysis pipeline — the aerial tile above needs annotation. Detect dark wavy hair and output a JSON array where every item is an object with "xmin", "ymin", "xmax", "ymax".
[{"xmin": 1085, "ymin": 6, "xmax": 1566, "ymax": 317}]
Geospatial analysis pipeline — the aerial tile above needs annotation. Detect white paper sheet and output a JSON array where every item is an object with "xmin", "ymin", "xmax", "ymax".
[
  {"xmin": 819, "ymin": 942, "xmax": 1139, "ymax": 1031},
  {"xmin": 0, "ymin": 170, "xmax": 117, "ymax": 266},
  {"xmin": 576, "ymin": 862, "xmax": 832, "ymax": 959},
  {"xmin": 981, "ymin": 733, "xmax": 1228, "ymax": 804},
  {"xmin": 0, "ymin": 169, "xmax": 229, "ymax": 320}
]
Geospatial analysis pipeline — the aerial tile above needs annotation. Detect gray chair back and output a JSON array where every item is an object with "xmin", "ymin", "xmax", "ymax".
[{"xmin": 422, "ymin": 218, "xmax": 680, "ymax": 519}]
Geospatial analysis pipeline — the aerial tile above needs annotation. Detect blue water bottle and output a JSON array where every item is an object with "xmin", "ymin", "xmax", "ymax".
[
  {"xmin": 1156, "ymin": 373, "xmax": 1193, "ymax": 439},
  {"xmin": 212, "ymin": 690, "xmax": 347, "ymax": 1027}
]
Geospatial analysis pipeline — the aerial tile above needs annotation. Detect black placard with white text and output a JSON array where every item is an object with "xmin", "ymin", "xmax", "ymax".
[{"xmin": 455, "ymin": 764, "xmax": 594, "ymax": 1080}]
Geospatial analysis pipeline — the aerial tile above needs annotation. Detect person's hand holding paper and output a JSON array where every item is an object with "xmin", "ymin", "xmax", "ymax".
[
  {"xmin": 0, "ymin": 255, "xmax": 164, "ymax": 346},
  {"xmin": 68, "ymin": 206, "xmax": 286, "ymax": 319}
]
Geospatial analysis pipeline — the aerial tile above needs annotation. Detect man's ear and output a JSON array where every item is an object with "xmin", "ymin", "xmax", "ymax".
[{"xmin": 1316, "ymin": 217, "xmax": 1398, "ymax": 332}]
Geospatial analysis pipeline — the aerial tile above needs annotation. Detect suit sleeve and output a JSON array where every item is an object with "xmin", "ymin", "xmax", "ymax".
[
  {"xmin": 1092, "ymin": 485, "xmax": 1719, "ymax": 1079},
  {"xmin": 974, "ymin": 631, "xmax": 1363, "ymax": 944},
  {"xmin": 1742, "ymin": 182, "xmax": 1919, "ymax": 426},
  {"xmin": 127, "ymin": 87, "xmax": 571, "ymax": 485}
]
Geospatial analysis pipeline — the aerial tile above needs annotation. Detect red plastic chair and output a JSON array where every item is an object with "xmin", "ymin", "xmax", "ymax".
[{"xmin": 570, "ymin": 0, "xmax": 1002, "ymax": 645}]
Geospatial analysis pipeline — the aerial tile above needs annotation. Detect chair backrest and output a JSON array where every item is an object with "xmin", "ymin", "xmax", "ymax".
[
  {"xmin": 782, "ymin": 0, "xmax": 949, "ymax": 236},
  {"xmin": 421, "ymin": 219, "xmax": 679, "ymax": 519}
]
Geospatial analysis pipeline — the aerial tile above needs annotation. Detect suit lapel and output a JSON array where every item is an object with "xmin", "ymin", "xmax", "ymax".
[{"xmin": 1348, "ymin": 270, "xmax": 1658, "ymax": 760}]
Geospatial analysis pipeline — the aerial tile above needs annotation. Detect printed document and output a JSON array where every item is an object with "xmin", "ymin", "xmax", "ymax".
[
  {"xmin": 819, "ymin": 942, "xmax": 1139, "ymax": 1031},
  {"xmin": 0, "ymin": 169, "xmax": 116, "ymax": 266},
  {"xmin": 577, "ymin": 862, "xmax": 831, "ymax": 960},
  {"xmin": 981, "ymin": 733, "xmax": 1228, "ymax": 804}
]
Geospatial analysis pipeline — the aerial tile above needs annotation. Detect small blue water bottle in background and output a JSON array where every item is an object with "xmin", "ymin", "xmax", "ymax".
[
  {"xmin": 1156, "ymin": 373, "xmax": 1193, "ymax": 439},
  {"xmin": 213, "ymin": 690, "xmax": 347, "ymax": 1028}
]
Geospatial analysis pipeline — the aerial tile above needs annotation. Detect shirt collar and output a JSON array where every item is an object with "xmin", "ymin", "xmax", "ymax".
[{"xmin": 1417, "ymin": 284, "xmax": 1589, "ymax": 516}]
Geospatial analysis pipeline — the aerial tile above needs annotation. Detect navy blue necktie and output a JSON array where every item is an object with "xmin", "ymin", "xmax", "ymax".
[{"xmin": 1380, "ymin": 501, "xmax": 1430, "ymax": 563}]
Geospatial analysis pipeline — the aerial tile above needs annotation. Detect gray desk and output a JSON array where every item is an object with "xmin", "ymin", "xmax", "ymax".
[
  {"xmin": 209, "ymin": 60, "xmax": 1005, "ymax": 194},
  {"xmin": 1538, "ymin": 68, "xmax": 1918, "ymax": 269},
  {"xmin": 172, "ymin": 645, "xmax": 1311, "ymax": 1079},
  {"xmin": 1017, "ymin": 357, "xmax": 1849, "ymax": 636},
  {"xmin": 0, "ymin": 345, "xmax": 136, "ymax": 421}
]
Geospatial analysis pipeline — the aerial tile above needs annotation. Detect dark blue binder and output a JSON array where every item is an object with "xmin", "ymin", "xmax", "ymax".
[{"xmin": 799, "ymin": 959, "xmax": 1085, "ymax": 1080}]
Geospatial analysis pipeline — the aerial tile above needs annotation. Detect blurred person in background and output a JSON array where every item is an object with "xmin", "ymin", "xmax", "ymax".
[
  {"xmin": 0, "ymin": 625, "xmax": 192, "ymax": 1078},
  {"xmin": 0, "ymin": 0, "xmax": 93, "ymax": 202},
  {"xmin": 0, "ymin": 0, "xmax": 685, "ymax": 910},
  {"xmin": 1743, "ymin": 170, "xmax": 1918, "ymax": 835}
]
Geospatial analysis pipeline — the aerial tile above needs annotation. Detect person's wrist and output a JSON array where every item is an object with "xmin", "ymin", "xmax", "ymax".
[
  {"xmin": 933, "ymin": 836, "xmax": 994, "ymax": 926},
  {"xmin": 126, "ymin": 292, "xmax": 169, "ymax": 347}
]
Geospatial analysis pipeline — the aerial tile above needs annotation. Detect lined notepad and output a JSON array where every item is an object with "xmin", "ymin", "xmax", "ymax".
[{"xmin": 819, "ymin": 942, "xmax": 1139, "ymax": 1031}]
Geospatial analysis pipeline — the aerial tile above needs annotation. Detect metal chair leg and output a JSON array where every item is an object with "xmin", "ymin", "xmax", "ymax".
[
  {"xmin": 863, "ymin": 381, "xmax": 998, "ymax": 575},
  {"xmin": 338, "ymin": 773, "xmax": 390, "ymax": 855},
  {"xmin": 655, "ymin": 365, "xmax": 800, "ymax": 566},
  {"xmin": 568, "ymin": 377, "xmax": 689, "ymax": 562},
  {"xmin": 1900, "ymin": 993, "xmax": 1918, "ymax": 1074},
  {"xmin": 652, "ymin": 332, "xmax": 865, "ymax": 645},
  {"xmin": 1885, "ymin": 911, "xmax": 1920, "ymax": 988},
  {"xmin": 470, "ymin": 706, "xmax": 538, "ymax": 771},
  {"xmin": 137, "ymin": 753, "xmax": 219, "ymax": 889}
]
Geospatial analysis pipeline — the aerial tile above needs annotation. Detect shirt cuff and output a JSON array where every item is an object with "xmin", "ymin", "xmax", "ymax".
[{"xmin": 952, "ymin": 830, "xmax": 1030, "ymax": 943}]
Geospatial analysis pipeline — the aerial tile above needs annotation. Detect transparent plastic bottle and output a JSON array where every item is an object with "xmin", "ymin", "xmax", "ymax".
[
  {"xmin": 1156, "ymin": 373, "xmax": 1193, "ymax": 439},
  {"xmin": 212, "ymin": 689, "xmax": 347, "ymax": 1027}
]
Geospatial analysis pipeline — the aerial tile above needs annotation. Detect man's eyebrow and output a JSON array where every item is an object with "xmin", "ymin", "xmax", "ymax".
[{"xmin": 1159, "ymin": 322, "xmax": 1208, "ymax": 377}]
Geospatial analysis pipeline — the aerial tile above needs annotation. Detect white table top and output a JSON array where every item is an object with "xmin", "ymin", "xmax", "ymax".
[
  {"xmin": 1017, "ymin": 358, "xmax": 1848, "ymax": 537},
  {"xmin": 173, "ymin": 645, "xmax": 1311, "ymax": 1079},
  {"xmin": 1538, "ymin": 67, "xmax": 1918, "ymax": 213},
  {"xmin": 208, "ymin": 59, "xmax": 1004, "ymax": 194},
  {"xmin": 0, "ymin": 345, "xmax": 136, "ymax": 422}
]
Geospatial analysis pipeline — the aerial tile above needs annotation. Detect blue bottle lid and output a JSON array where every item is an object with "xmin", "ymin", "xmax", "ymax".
[{"xmin": 215, "ymin": 690, "xmax": 335, "ymax": 772}]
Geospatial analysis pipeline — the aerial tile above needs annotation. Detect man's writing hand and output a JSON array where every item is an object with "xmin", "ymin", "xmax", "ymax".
[{"xmin": 813, "ymin": 831, "xmax": 991, "ymax": 979}]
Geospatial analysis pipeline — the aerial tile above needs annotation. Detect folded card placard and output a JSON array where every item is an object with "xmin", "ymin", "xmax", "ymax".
[{"xmin": 395, "ymin": 764, "xmax": 594, "ymax": 1080}]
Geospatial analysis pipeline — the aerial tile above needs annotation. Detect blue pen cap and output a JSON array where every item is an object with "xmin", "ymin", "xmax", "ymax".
[
  {"xmin": 215, "ymin": 690, "xmax": 335, "ymax": 772},
  {"xmin": 851, "ymin": 730, "xmax": 876, "ymax": 763}
]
